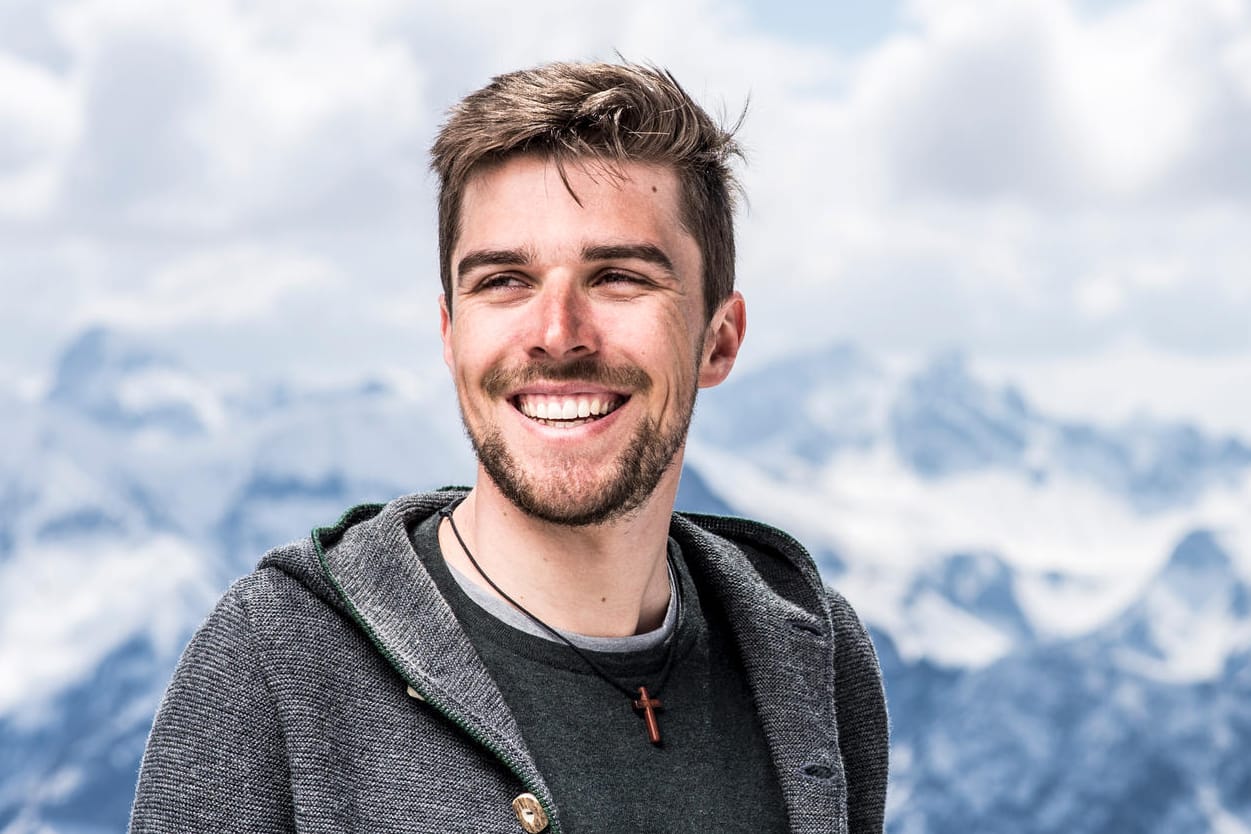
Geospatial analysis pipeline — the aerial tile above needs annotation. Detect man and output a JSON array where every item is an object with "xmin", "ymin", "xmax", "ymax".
[{"xmin": 130, "ymin": 61, "xmax": 888, "ymax": 833}]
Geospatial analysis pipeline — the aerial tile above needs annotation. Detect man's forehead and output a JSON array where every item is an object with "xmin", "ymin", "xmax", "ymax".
[
  {"xmin": 454, "ymin": 155, "xmax": 688, "ymax": 250},
  {"xmin": 460, "ymin": 153, "xmax": 681, "ymax": 207}
]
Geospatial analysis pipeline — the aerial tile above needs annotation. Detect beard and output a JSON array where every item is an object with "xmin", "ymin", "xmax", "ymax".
[{"xmin": 461, "ymin": 357, "xmax": 697, "ymax": 527}]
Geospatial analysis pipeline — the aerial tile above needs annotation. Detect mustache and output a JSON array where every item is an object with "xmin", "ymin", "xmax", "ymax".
[{"xmin": 483, "ymin": 357, "xmax": 651, "ymax": 398}]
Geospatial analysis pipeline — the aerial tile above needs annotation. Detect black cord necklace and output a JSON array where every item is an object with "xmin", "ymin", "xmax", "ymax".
[{"xmin": 438, "ymin": 503, "xmax": 681, "ymax": 745}]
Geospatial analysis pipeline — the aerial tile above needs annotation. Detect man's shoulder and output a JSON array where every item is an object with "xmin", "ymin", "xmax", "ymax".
[
  {"xmin": 250, "ymin": 487, "xmax": 468, "ymax": 596},
  {"xmin": 673, "ymin": 511, "xmax": 814, "ymax": 563},
  {"xmin": 670, "ymin": 511, "xmax": 876, "ymax": 645},
  {"xmin": 177, "ymin": 490, "xmax": 463, "ymax": 677},
  {"xmin": 670, "ymin": 510, "xmax": 830, "ymax": 618}
]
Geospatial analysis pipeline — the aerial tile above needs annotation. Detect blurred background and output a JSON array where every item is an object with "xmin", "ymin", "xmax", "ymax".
[{"xmin": 2, "ymin": 0, "xmax": 1250, "ymax": 831}]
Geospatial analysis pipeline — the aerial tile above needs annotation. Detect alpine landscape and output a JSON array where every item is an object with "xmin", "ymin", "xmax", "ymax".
[{"xmin": 2, "ymin": 327, "xmax": 1248, "ymax": 833}]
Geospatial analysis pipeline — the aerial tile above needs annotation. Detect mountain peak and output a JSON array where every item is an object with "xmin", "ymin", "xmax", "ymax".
[
  {"xmin": 890, "ymin": 352, "xmax": 1033, "ymax": 477},
  {"xmin": 49, "ymin": 326, "xmax": 174, "ymax": 400},
  {"xmin": 46, "ymin": 326, "xmax": 205, "ymax": 434},
  {"xmin": 1103, "ymin": 529, "xmax": 1250, "ymax": 681},
  {"xmin": 1156, "ymin": 530, "xmax": 1240, "ymax": 610},
  {"xmin": 905, "ymin": 550, "xmax": 1034, "ymax": 645},
  {"xmin": 694, "ymin": 340, "xmax": 885, "ymax": 470}
]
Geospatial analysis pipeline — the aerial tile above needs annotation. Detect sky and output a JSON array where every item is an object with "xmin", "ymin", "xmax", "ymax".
[{"xmin": 2, "ymin": 0, "xmax": 1250, "ymax": 431}]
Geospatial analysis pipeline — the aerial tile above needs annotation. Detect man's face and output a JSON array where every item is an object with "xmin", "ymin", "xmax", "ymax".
[{"xmin": 441, "ymin": 154, "xmax": 740, "ymax": 526}]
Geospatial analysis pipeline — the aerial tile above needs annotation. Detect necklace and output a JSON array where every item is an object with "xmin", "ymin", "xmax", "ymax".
[{"xmin": 438, "ymin": 503, "xmax": 681, "ymax": 745}]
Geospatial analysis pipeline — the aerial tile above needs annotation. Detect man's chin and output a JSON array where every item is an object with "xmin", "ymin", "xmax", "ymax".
[
  {"xmin": 486, "ymin": 466, "xmax": 649, "ymax": 527},
  {"xmin": 520, "ymin": 497, "xmax": 639, "ymax": 528},
  {"xmin": 472, "ymin": 441, "xmax": 673, "ymax": 528},
  {"xmin": 466, "ymin": 402, "xmax": 690, "ymax": 527}
]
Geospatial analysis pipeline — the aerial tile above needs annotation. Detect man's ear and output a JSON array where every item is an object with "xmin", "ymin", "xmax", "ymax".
[
  {"xmin": 698, "ymin": 291, "xmax": 746, "ymax": 389},
  {"xmin": 439, "ymin": 294, "xmax": 454, "ymax": 371}
]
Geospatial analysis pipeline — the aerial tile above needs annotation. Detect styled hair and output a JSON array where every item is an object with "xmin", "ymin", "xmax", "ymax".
[{"xmin": 430, "ymin": 60, "xmax": 744, "ymax": 321}]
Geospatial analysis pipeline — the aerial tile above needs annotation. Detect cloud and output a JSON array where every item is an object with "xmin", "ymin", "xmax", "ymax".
[
  {"xmin": 887, "ymin": 0, "xmax": 1251, "ymax": 204},
  {"xmin": 0, "ymin": 51, "xmax": 78, "ymax": 218},
  {"xmin": 0, "ymin": 0, "xmax": 1247, "ymax": 386},
  {"xmin": 48, "ymin": 0, "xmax": 429, "ymax": 232},
  {"xmin": 80, "ymin": 245, "xmax": 343, "ymax": 329},
  {"xmin": 729, "ymin": 0, "xmax": 1251, "ymax": 360}
]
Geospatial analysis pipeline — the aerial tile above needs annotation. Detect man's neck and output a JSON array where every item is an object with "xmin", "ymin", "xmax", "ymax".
[{"xmin": 436, "ymin": 470, "xmax": 679, "ymax": 638}]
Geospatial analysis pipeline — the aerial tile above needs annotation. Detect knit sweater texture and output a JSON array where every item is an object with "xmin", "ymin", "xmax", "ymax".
[{"xmin": 129, "ymin": 488, "xmax": 889, "ymax": 833}]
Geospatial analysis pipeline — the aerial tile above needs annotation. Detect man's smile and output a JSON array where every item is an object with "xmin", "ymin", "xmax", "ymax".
[
  {"xmin": 513, "ymin": 392, "xmax": 627, "ymax": 427},
  {"xmin": 485, "ymin": 357, "xmax": 650, "ymax": 432}
]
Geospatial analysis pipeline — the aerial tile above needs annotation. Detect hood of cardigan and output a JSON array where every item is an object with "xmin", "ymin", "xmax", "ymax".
[{"xmin": 257, "ymin": 486, "xmax": 831, "ymax": 630}]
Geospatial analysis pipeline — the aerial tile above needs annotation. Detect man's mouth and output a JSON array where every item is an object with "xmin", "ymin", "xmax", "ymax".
[{"xmin": 513, "ymin": 393, "xmax": 626, "ymax": 427}]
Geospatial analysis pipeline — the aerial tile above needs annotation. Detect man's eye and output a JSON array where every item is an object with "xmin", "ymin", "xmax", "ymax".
[
  {"xmin": 598, "ymin": 271, "xmax": 645, "ymax": 286},
  {"xmin": 478, "ymin": 274, "xmax": 526, "ymax": 290}
]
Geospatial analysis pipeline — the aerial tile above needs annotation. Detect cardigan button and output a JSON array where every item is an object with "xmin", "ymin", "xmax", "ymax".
[{"xmin": 511, "ymin": 792, "xmax": 549, "ymax": 833}]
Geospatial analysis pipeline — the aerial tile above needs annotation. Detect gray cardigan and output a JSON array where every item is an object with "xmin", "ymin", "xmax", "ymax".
[{"xmin": 130, "ymin": 489, "xmax": 888, "ymax": 833}]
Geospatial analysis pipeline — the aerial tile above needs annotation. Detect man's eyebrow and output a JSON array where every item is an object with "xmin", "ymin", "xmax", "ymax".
[
  {"xmin": 582, "ymin": 243, "xmax": 675, "ymax": 275},
  {"xmin": 456, "ymin": 248, "xmax": 533, "ymax": 284}
]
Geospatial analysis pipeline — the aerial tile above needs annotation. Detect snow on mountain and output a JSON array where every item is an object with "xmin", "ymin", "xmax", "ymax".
[
  {"xmin": 685, "ymin": 437, "xmax": 1243, "ymax": 665},
  {"xmin": 701, "ymin": 347, "xmax": 1251, "ymax": 512},
  {"xmin": 890, "ymin": 352, "xmax": 1034, "ymax": 478},
  {"xmin": 2, "ymin": 329, "xmax": 1249, "ymax": 833},
  {"xmin": 1106, "ymin": 529, "xmax": 1251, "ymax": 683},
  {"xmin": 46, "ymin": 327, "xmax": 214, "ymax": 436},
  {"xmin": 892, "ymin": 550, "xmax": 1034, "ymax": 668},
  {"xmin": 885, "ymin": 528, "xmax": 1251, "ymax": 834},
  {"xmin": 694, "ymin": 342, "xmax": 887, "ymax": 477},
  {"xmin": 0, "ymin": 535, "xmax": 214, "ymax": 718}
]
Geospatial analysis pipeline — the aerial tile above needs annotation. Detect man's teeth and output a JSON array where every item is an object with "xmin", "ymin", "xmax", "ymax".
[{"xmin": 516, "ymin": 395, "xmax": 622, "ymax": 421}]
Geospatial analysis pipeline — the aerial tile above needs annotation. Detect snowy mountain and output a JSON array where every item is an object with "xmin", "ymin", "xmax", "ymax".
[
  {"xmin": 698, "ymin": 346, "xmax": 1251, "ymax": 512},
  {"xmin": 885, "ymin": 529, "xmax": 1251, "ymax": 834},
  {"xmin": 2, "ymin": 329, "xmax": 1249, "ymax": 833}
]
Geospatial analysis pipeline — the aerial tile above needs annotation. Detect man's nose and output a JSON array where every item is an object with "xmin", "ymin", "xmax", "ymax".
[{"xmin": 529, "ymin": 282, "xmax": 596, "ymax": 359}]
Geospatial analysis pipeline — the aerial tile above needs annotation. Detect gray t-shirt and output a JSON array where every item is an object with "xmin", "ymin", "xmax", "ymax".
[{"xmin": 411, "ymin": 509, "xmax": 789, "ymax": 833}]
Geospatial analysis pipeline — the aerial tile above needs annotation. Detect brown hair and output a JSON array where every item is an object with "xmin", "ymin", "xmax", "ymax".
[{"xmin": 430, "ymin": 61, "xmax": 744, "ymax": 321}]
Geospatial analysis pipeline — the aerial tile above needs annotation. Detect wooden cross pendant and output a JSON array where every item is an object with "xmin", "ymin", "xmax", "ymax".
[{"xmin": 632, "ymin": 686, "xmax": 664, "ymax": 745}]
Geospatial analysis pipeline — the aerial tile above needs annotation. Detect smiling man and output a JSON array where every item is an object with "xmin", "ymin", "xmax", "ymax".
[{"xmin": 130, "ymin": 62, "xmax": 888, "ymax": 834}]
